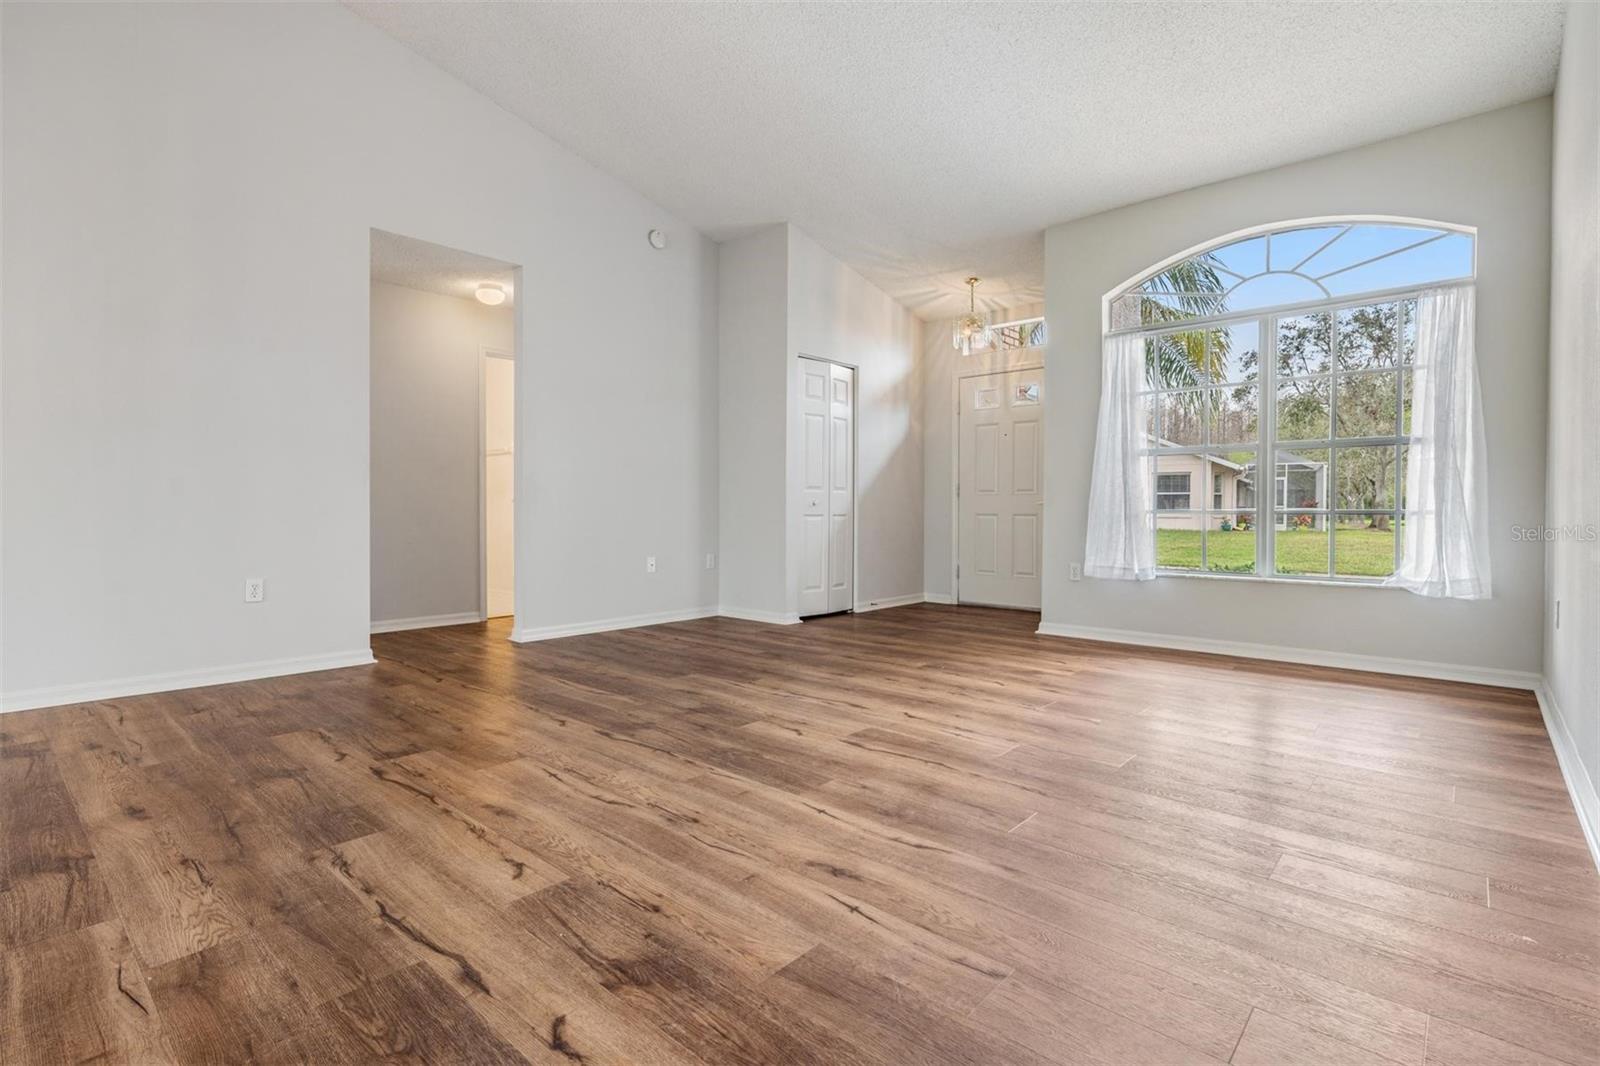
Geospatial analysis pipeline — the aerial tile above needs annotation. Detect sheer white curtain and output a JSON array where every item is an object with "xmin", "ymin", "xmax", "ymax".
[
  {"xmin": 1084, "ymin": 332, "xmax": 1155, "ymax": 580},
  {"xmin": 1387, "ymin": 285, "xmax": 1492, "ymax": 598}
]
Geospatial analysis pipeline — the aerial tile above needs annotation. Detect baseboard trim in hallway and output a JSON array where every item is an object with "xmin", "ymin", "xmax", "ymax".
[
  {"xmin": 852, "ymin": 593, "xmax": 926, "ymax": 613},
  {"xmin": 714, "ymin": 606, "xmax": 802, "ymax": 625},
  {"xmin": 371, "ymin": 611, "xmax": 483, "ymax": 634},
  {"xmin": 510, "ymin": 606, "xmax": 720, "ymax": 642}
]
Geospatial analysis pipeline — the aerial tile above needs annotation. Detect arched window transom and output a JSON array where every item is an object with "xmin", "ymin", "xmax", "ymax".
[{"xmin": 1109, "ymin": 220, "xmax": 1475, "ymax": 332}]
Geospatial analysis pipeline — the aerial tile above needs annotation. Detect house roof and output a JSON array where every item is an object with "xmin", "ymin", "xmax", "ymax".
[{"xmin": 1146, "ymin": 436, "xmax": 1326, "ymax": 477}]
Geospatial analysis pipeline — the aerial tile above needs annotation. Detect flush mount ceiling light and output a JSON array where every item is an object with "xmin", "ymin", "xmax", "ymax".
[
  {"xmin": 475, "ymin": 284, "xmax": 507, "ymax": 306},
  {"xmin": 952, "ymin": 276, "xmax": 991, "ymax": 355}
]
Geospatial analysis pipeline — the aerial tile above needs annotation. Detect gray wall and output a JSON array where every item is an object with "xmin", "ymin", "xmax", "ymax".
[
  {"xmin": 1042, "ymin": 99, "xmax": 1553, "ymax": 678},
  {"xmin": 1, "ymin": 2, "xmax": 718, "ymax": 702},
  {"xmin": 369, "ymin": 282, "xmax": 512, "ymax": 627},
  {"xmin": 717, "ymin": 226, "xmax": 791, "ymax": 621},
  {"xmin": 717, "ymin": 224, "xmax": 925, "ymax": 621},
  {"xmin": 786, "ymin": 226, "xmax": 924, "ymax": 613},
  {"xmin": 1545, "ymin": 4, "xmax": 1599, "ymax": 801}
]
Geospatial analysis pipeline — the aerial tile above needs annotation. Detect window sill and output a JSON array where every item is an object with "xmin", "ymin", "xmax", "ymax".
[{"xmin": 1154, "ymin": 569, "xmax": 1401, "ymax": 590}]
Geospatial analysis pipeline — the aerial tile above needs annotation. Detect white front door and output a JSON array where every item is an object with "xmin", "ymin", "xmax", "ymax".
[
  {"xmin": 798, "ymin": 358, "xmax": 854, "ymax": 617},
  {"xmin": 483, "ymin": 351, "xmax": 515, "ymax": 618},
  {"xmin": 958, "ymin": 368, "xmax": 1043, "ymax": 609}
]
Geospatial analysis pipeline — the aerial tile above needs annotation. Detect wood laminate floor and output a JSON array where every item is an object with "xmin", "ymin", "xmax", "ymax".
[{"xmin": 2, "ymin": 605, "xmax": 1596, "ymax": 1065}]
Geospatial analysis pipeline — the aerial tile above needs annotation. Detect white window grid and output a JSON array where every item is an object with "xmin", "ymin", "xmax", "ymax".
[{"xmin": 1138, "ymin": 295, "xmax": 1428, "ymax": 582}]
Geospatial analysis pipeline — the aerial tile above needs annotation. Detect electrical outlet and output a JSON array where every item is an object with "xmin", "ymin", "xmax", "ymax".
[
  {"xmin": 704, "ymin": 553, "xmax": 716, "ymax": 570},
  {"xmin": 646, "ymin": 556, "xmax": 657, "ymax": 574},
  {"xmin": 1069, "ymin": 563, "xmax": 1082, "ymax": 581},
  {"xmin": 244, "ymin": 577, "xmax": 265, "ymax": 603}
]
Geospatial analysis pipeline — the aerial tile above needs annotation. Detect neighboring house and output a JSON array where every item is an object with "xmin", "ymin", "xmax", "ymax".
[{"xmin": 1151, "ymin": 440, "xmax": 1326, "ymax": 530}]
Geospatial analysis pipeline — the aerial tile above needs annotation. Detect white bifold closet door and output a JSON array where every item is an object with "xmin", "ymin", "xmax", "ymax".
[{"xmin": 798, "ymin": 358, "xmax": 854, "ymax": 617}]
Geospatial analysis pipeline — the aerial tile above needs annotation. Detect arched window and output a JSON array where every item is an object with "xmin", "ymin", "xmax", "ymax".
[
  {"xmin": 1108, "ymin": 219, "xmax": 1474, "ymax": 332},
  {"xmin": 1090, "ymin": 218, "xmax": 1483, "ymax": 588}
]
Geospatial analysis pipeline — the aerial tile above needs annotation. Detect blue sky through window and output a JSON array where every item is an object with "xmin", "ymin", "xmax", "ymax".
[{"xmin": 1132, "ymin": 222, "xmax": 1473, "ymax": 321}]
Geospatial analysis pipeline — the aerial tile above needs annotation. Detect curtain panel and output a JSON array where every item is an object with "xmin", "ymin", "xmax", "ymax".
[
  {"xmin": 1083, "ymin": 332, "xmax": 1156, "ymax": 580},
  {"xmin": 1387, "ymin": 284, "xmax": 1492, "ymax": 598}
]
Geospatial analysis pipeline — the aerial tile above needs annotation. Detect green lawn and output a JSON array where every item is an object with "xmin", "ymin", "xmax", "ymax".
[{"xmin": 1156, "ymin": 525, "xmax": 1396, "ymax": 577}]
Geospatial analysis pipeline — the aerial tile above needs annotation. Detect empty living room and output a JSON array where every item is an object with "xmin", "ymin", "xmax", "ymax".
[{"xmin": 3, "ymin": 2, "xmax": 1598, "ymax": 1064}]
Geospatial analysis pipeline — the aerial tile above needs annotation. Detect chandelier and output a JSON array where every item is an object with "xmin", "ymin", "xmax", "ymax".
[{"xmin": 952, "ymin": 276, "xmax": 991, "ymax": 355}]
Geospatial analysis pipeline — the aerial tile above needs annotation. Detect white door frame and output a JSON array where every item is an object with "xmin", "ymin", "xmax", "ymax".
[
  {"xmin": 479, "ymin": 345, "xmax": 515, "ymax": 621},
  {"xmin": 951, "ymin": 363, "xmax": 1044, "ymax": 604},
  {"xmin": 796, "ymin": 353, "xmax": 859, "ymax": 616}
]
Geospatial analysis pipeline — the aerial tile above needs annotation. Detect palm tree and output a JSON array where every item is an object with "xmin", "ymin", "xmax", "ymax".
[{"xmin": 1138, "ymin": 255, "xmax": 1233, "ymax": 391}]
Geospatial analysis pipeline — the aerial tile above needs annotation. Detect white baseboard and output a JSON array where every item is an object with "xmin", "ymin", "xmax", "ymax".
[
  {"xmin": 1034, "ymin": 621, "xmax": 1542, "ymax": 691},
  {"xmin": 1535, "ymin": 683, "xmax": 1600, "ymax": 874},
  {"xmin": 715, "ymin": 606, "xmax": 802, "ymax": 626},
  {"xmin": 0, "ymin": 649, "xmax": 377, "ymax": 714},
  {"xmin": 922, "ymin": 592, "xmax": 955, "ymax": 605},
  {"xmin": 371, "ymin": 611, "xmax": 483, "ymax": 634},
  {"xmin": 852, "ymin": 593, "xmax": 926, "ymax": 613},
  {"xmin": 510, "ymin": 606, "xmax": 719, "ymax": 643}
]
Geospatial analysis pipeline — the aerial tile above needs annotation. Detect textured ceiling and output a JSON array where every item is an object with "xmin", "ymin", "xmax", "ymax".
[
  {"xmin": 370, "ymin": 229, "xmax": 517, "ymax": 305},
  {"xmin": 348, "ymin": 2, "xmax": 1564, "ymax": 319}
]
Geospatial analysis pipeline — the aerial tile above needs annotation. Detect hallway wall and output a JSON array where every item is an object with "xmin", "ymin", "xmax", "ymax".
[{"xmin": 369, "ymin": 281, "xmax": 512, "ymax": 629}]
